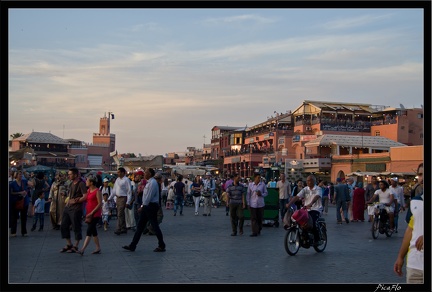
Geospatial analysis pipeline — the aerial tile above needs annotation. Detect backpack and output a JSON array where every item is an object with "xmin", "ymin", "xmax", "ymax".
[{"xmin": 100, "ymin": 185, "xmax": 111, "ymax": 195}]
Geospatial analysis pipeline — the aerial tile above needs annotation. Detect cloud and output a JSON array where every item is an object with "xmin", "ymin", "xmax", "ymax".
[
  {"xmin": 204, "ymin": 14, "xmax": 276, "ymax": 25},
  {"xmin": 322, "ymin": 13, "xmax": 394, "ymax": 30}
]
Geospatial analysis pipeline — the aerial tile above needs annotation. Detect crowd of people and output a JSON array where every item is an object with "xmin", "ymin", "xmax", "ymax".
[{"xmin": 8, "ymin": 162, "xmax": 424, "ymax": 284}]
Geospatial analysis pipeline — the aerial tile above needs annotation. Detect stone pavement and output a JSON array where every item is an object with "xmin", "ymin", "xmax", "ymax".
[{"xmin": 5, "ymin": 204, "xmax": 427, "ymax": 291}]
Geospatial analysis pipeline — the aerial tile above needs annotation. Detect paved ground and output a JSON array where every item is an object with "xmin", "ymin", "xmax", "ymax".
[{"xmin": 5, "ymin": 204, "xmax": 429, "ymax": 291}]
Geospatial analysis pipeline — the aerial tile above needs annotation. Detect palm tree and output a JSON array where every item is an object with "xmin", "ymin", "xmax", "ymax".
[{"xmin": 10, "ymin": 133, "xmax": 24, "ymax": 139}]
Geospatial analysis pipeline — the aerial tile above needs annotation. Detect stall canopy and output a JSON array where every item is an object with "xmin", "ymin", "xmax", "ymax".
[
  {"xmin": 347, "ymin": 171, "xmax": 416, "ymax": 177},
  {"xmin": 346, "ymin": 171, "xmax": 381, "ymax": 177},
  {"xmin": 24, "ymin": 165, "xmax": 53, "ymax": 172}
]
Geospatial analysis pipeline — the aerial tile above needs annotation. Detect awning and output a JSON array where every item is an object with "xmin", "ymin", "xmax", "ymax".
[
  {"xmin": 346, "ymin": 171, "xmax": 381, "ymax": 177},
  {"xmin": 24, "ymin": 165, "xmax": 53, "ymax": 172},
  {"xmin": 388, "ymin": 172, "xmax": 416, "ymax": 177}
]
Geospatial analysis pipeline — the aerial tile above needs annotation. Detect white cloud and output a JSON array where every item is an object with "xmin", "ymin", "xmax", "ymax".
[
  {"xmin": 204, "ymin": 14, "xmax": 276, "ymax": 25},
  {"xmin": 322, "ymin": 13, "xmax": 394, "ymax": 30}
]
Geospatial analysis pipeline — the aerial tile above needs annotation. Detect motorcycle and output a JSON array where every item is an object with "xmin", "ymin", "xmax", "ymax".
[
  {"xmin": 371, "ymin": 203, "xmax": 394, "ymax": 239},
  {"xmin": 183, "ymin": 193, "xmax": 195, "ymax": 207},
  {"xmin": 284, "ymin": 207, "xmax": 327, "ymax": 256}
]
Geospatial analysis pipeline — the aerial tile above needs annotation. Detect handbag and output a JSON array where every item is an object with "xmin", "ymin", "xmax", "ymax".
[{"xmin": 15, "ymin": 198, "xmax": 25, "ymax": 210}]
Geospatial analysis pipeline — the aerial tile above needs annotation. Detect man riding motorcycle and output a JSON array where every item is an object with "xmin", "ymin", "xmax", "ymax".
[
  {"xmin": 286, "ymin": 174, "xmax": 323, "ymax": 243},
  {"xmin": 366, "ymin": 180, "xmax": 395, "ymax": 231}
]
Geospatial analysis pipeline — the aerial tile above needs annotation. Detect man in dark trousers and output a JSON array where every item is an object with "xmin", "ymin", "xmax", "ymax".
[
  {"xmin": 332, "ymin": 177, "xmax": 350, "ymax": 224},
  {"xmin": 122, "ymin": 168, "xmax": 166, "ymax": 252}
]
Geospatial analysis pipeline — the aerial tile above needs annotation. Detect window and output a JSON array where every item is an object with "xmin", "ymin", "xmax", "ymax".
[
  {"xmin": 417, "ymin": 113, "xmax": 423, "ymax": 119},
  {"xmin": 375, "ymin": 131, "xmax": 380, "ymax": 136}
]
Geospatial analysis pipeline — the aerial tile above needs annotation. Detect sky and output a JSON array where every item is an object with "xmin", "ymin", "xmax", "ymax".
[{"xmin": 8, "ymin": 7, "xmax": 425, "ymax": 157}]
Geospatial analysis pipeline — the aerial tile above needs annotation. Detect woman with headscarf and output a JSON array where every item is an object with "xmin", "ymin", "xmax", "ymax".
[{"xmin": 352, "ymin": 181, "xmax": 366, "ymax": 222}]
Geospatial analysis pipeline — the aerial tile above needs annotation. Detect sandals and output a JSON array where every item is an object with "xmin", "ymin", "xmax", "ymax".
[
  {"xmin": 153, "ymin": 247, "xmax": 166, "ymax": 252},
  {"xmin": 91, "ymin": 250, "xmax": 101, "ymax": 254},
  {"xmin": 76, "ymin": 250, "xmax": 84, "ymax": 256},
  {"xmin": 66, "ymin": 246, "xmax": 79, "ymax": 253},
  {"xmin": 60, "ymin": 245, "xmax": 73, "ymax": 253}
]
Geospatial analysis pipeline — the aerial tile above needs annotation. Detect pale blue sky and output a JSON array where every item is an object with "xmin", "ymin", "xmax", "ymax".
[{"xmin": 8, "ymin": 8, "xmax": 425, "ymax": 156}]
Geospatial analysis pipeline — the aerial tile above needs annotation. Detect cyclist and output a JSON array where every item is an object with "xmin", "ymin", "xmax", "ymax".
[
  {"xmin": 366, "ymin": 180, "xmax": 395, "ymax": 231},
  {"xmin": 285, "ymin": 174, "xmax": 323, "ymax": 243}
]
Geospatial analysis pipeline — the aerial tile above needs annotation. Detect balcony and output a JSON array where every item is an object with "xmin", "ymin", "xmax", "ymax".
[{"xmin": 301, "ymin": 158, "xmax": 332, "ymax": 172}]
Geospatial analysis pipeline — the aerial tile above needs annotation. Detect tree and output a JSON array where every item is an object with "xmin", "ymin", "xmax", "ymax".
[{"xmin": 10, "ymin": 133, "xmax": 24, "ymax": 140}]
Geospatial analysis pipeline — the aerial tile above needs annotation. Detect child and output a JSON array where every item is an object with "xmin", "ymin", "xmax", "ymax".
[
  {"xmin": 101, "ymin": 193, "xmax": 111, "ymax": 231},
  {"xmin": 31, "ymin": 190, "xmax": 48, "ymax": 231}
]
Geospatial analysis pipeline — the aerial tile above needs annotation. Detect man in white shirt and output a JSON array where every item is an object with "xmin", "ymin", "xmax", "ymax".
[
  {"xmin": 276, "ymin": 173, "xmax": 291, "ymax": 221},
  {"xmin": 389, "ymin": 177, "xmax": 405, "ymax": 233},
  {"xmin": 202, "ymin": 172, "xmax": 215, "ymax": 216},
  {"xmin": 286, "ymin": 175, "xmax": 322, "ymax": 242},
  {"xmin": 108, "ymin": 167, "xmax": 132, "ymax": 235}
]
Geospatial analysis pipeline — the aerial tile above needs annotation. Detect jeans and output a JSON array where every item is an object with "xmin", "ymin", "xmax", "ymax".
[
  {"xmin": 322, "ymin": 197, "xmax": 329, "ymax": 213},
  {"xmin": 174, "ymin": 197, "xmax": 184, "ymax": 214},
  {"xmin": 336, "ymin": 200, "xmax": 348, "ymax": 222},
  {"xmin": 32, "ymin": 212, "xmax": 45, "ymax": 229}
]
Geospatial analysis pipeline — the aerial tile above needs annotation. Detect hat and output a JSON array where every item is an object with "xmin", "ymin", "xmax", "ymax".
[
  {"xmin": 336, "ymin": 178, "xmax": 342, "ymax": 182},
  {"xmin": 103, "ymin": 178, "xmax": 109, "ymax": 183},
  {"xmin": 154, "ymin": 172, "xmax": 163, "ymax": 179},
  {"xmin": 391, "ymin": 177, "xmax": 398, "ymax": 182},
  {"xmin": 135, "ymin": 170, "xmax": 144, "ymax": 177},
  {"xmin": 97, "ymin": 171, "xmax": 102, "ymax": 175},
  {"xmin": 206, "ymin": 172, "xmax": 211, "ymax": 176}
]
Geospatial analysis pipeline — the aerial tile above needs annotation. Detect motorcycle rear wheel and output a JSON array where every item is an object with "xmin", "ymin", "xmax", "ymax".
[
  {"xmin": 284, "ymin": 227, "xmax": 300, "ymax": 256},
  {"xmin": 372, "ymin": 218, "xmax": 380, "ymax": 239}
]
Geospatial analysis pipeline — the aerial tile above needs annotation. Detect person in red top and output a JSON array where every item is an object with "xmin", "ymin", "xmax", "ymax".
[{"xmin": 77, "ymin": 175, "xmax": 102, "ymax": 255}]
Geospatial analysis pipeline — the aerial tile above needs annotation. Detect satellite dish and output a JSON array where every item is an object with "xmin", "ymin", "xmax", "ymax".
[{"xmin": 399, "ymin": 103, "xmax": 405, "ymax": 109}]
